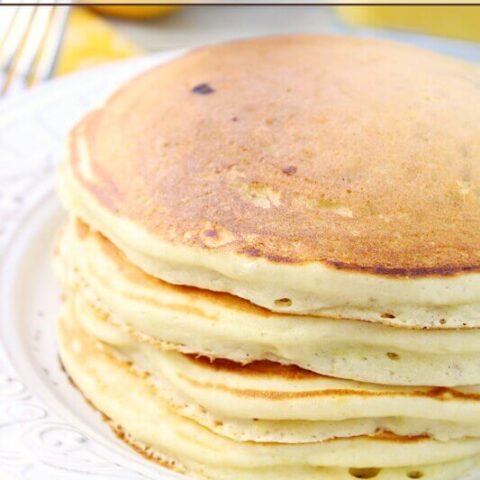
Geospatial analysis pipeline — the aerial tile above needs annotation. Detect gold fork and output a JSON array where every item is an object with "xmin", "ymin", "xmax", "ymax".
[{"xmin": 0, "ymin": 2, "xmax": 71, "ymax": 96}]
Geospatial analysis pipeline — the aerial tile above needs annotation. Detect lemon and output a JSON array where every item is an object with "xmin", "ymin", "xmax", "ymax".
[
  {"xmin": 89, "ymin": 5, "xmax": 179, "ymax": 20},
  {"xmin": 55, "ymin": 7, "xmax": 141, "ymax": 76}
]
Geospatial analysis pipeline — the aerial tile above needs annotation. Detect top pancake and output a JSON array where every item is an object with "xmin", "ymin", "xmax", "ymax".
[{"xmin": 62, "ymin": 35, "xmax": 480, "ymax": 316}]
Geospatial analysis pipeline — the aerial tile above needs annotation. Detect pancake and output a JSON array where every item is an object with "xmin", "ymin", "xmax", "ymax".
[
  {"xmin": 56, "ymin": 35, "xmax": 480, "ymax": 478},
  {"xmin": 75, "ymin": 290, "xmax": 480, "ymax": 444},
  {"xmin": 59, "ymin": 35, "xmax": 480, "ymax": 327},
  {"xmin": 57, "ymin": 296, "xmax": 480, "ymax": 479},
  {"xmin": 57, "ymin": 218, "xmax": 480, "ymax": 387}
]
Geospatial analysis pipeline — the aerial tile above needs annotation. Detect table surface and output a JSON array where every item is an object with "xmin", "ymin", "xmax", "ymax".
[
  {"xmin": 111, "ymin": 6, "xmax": 341, "ymax": 51},
  {"xmin": 110, "ymin": 6, "xmax": 480, "ymax": 62}
]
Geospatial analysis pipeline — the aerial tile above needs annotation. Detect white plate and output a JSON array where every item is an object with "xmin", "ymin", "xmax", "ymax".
[
  {"xmin": 0, "ymin": 52, "xmax": 187, "ymax": 480},
  {"xmin": 1, "ymin": 46, "xmax": 480, "ymax": 480}
]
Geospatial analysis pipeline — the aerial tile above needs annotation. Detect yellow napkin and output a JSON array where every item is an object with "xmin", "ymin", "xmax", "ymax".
[
  {"xmin": 336, "ymin": 6, "xmax": 480, "ymax": 43},
  {"xmin": 55, "ymin": 7, "xmax": 142, "ymax": 77}
]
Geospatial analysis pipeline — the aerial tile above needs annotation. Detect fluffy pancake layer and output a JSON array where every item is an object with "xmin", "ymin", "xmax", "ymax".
[
  {"xmin": 58, "ymin": 218, "xmax": 480, "ymax": 387},
  {"xmin": 76, "ymin": 290, "xmax": 480, "ymax": 444},
  {"xmin": 58, "ymin": 296, "xmax": 480, "ymax": 479},
  {"xmin": 60, "ymin": 35, "xmax": 480, "ymax": 326}
]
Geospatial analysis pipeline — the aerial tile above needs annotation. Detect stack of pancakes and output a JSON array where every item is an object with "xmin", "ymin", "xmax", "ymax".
[{"xmin": 54, "ymin": 36, "xmax": 480, "ymax": 480}]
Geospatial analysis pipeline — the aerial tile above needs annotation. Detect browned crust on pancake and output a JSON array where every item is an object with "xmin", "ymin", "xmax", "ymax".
[
  {"xmin": 178, "ymin": 367, "xmax": 480, "ymax": 402},
  {"xmin": 59, "ymin": 336, "xmax": 438, "ymax": 448},
  {"xmin": 110, "ymin": 423, "xmax": 190, "ymax": 475},
  {"xmin": 68, "ymin": 35, "xmax": 480, "ymax": 277},
  {"xmin": 328, "ymin": 262, "xmax": 480, "ymax": 277},
  {"xmin": 186, "ymin": 354, "xmax": 320, "ymax": 380},
  {"xmin": 76, "ymin": 219, "xmax": 269, "ymax": 319},
  {"xmin": 74, "ymin": 219, "xmax": 480, "ymax": 330}
]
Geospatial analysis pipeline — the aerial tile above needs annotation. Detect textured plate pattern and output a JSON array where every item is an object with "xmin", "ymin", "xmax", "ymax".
[{"xmin": 0, "ymin": 53, "xmax": 184, "ymax": 480}]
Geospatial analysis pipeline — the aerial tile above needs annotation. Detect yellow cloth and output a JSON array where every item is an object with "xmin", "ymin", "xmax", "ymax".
[
  {"xmin": 55, "ymin": 7, "xmax": 142, "ymax": 77},
  {"xmin": 336, "ymin": 6, "xmax": 480, "ymax": 43}
]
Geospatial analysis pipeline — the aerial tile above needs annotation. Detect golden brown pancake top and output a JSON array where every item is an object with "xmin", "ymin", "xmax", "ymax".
[{"xmin": 70, "ymin": 35, "xmax": 480, "ymax": 275}]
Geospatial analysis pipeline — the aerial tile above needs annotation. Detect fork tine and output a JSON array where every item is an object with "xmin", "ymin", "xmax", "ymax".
[
  {"xmin": 0, "ymin": 6, "xmax": 35, "ymax": 72},
  {"xmin": 14, "ymin": 6, "xmax": 53, "ymax": 79},
  {"xmin": 1, "ymin": 4, "xmax": 70, "ymax": 96},
  {"xmin": 0, "ymin": 6, "xmax": 19, "ymax": 46},
  {"xmin": 34, "ymin": 5, "xmax": 70, "ymax": 82},
  {"xmin": 0, "ymin": 5, "xmax": 35, "ymax": 94}
]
